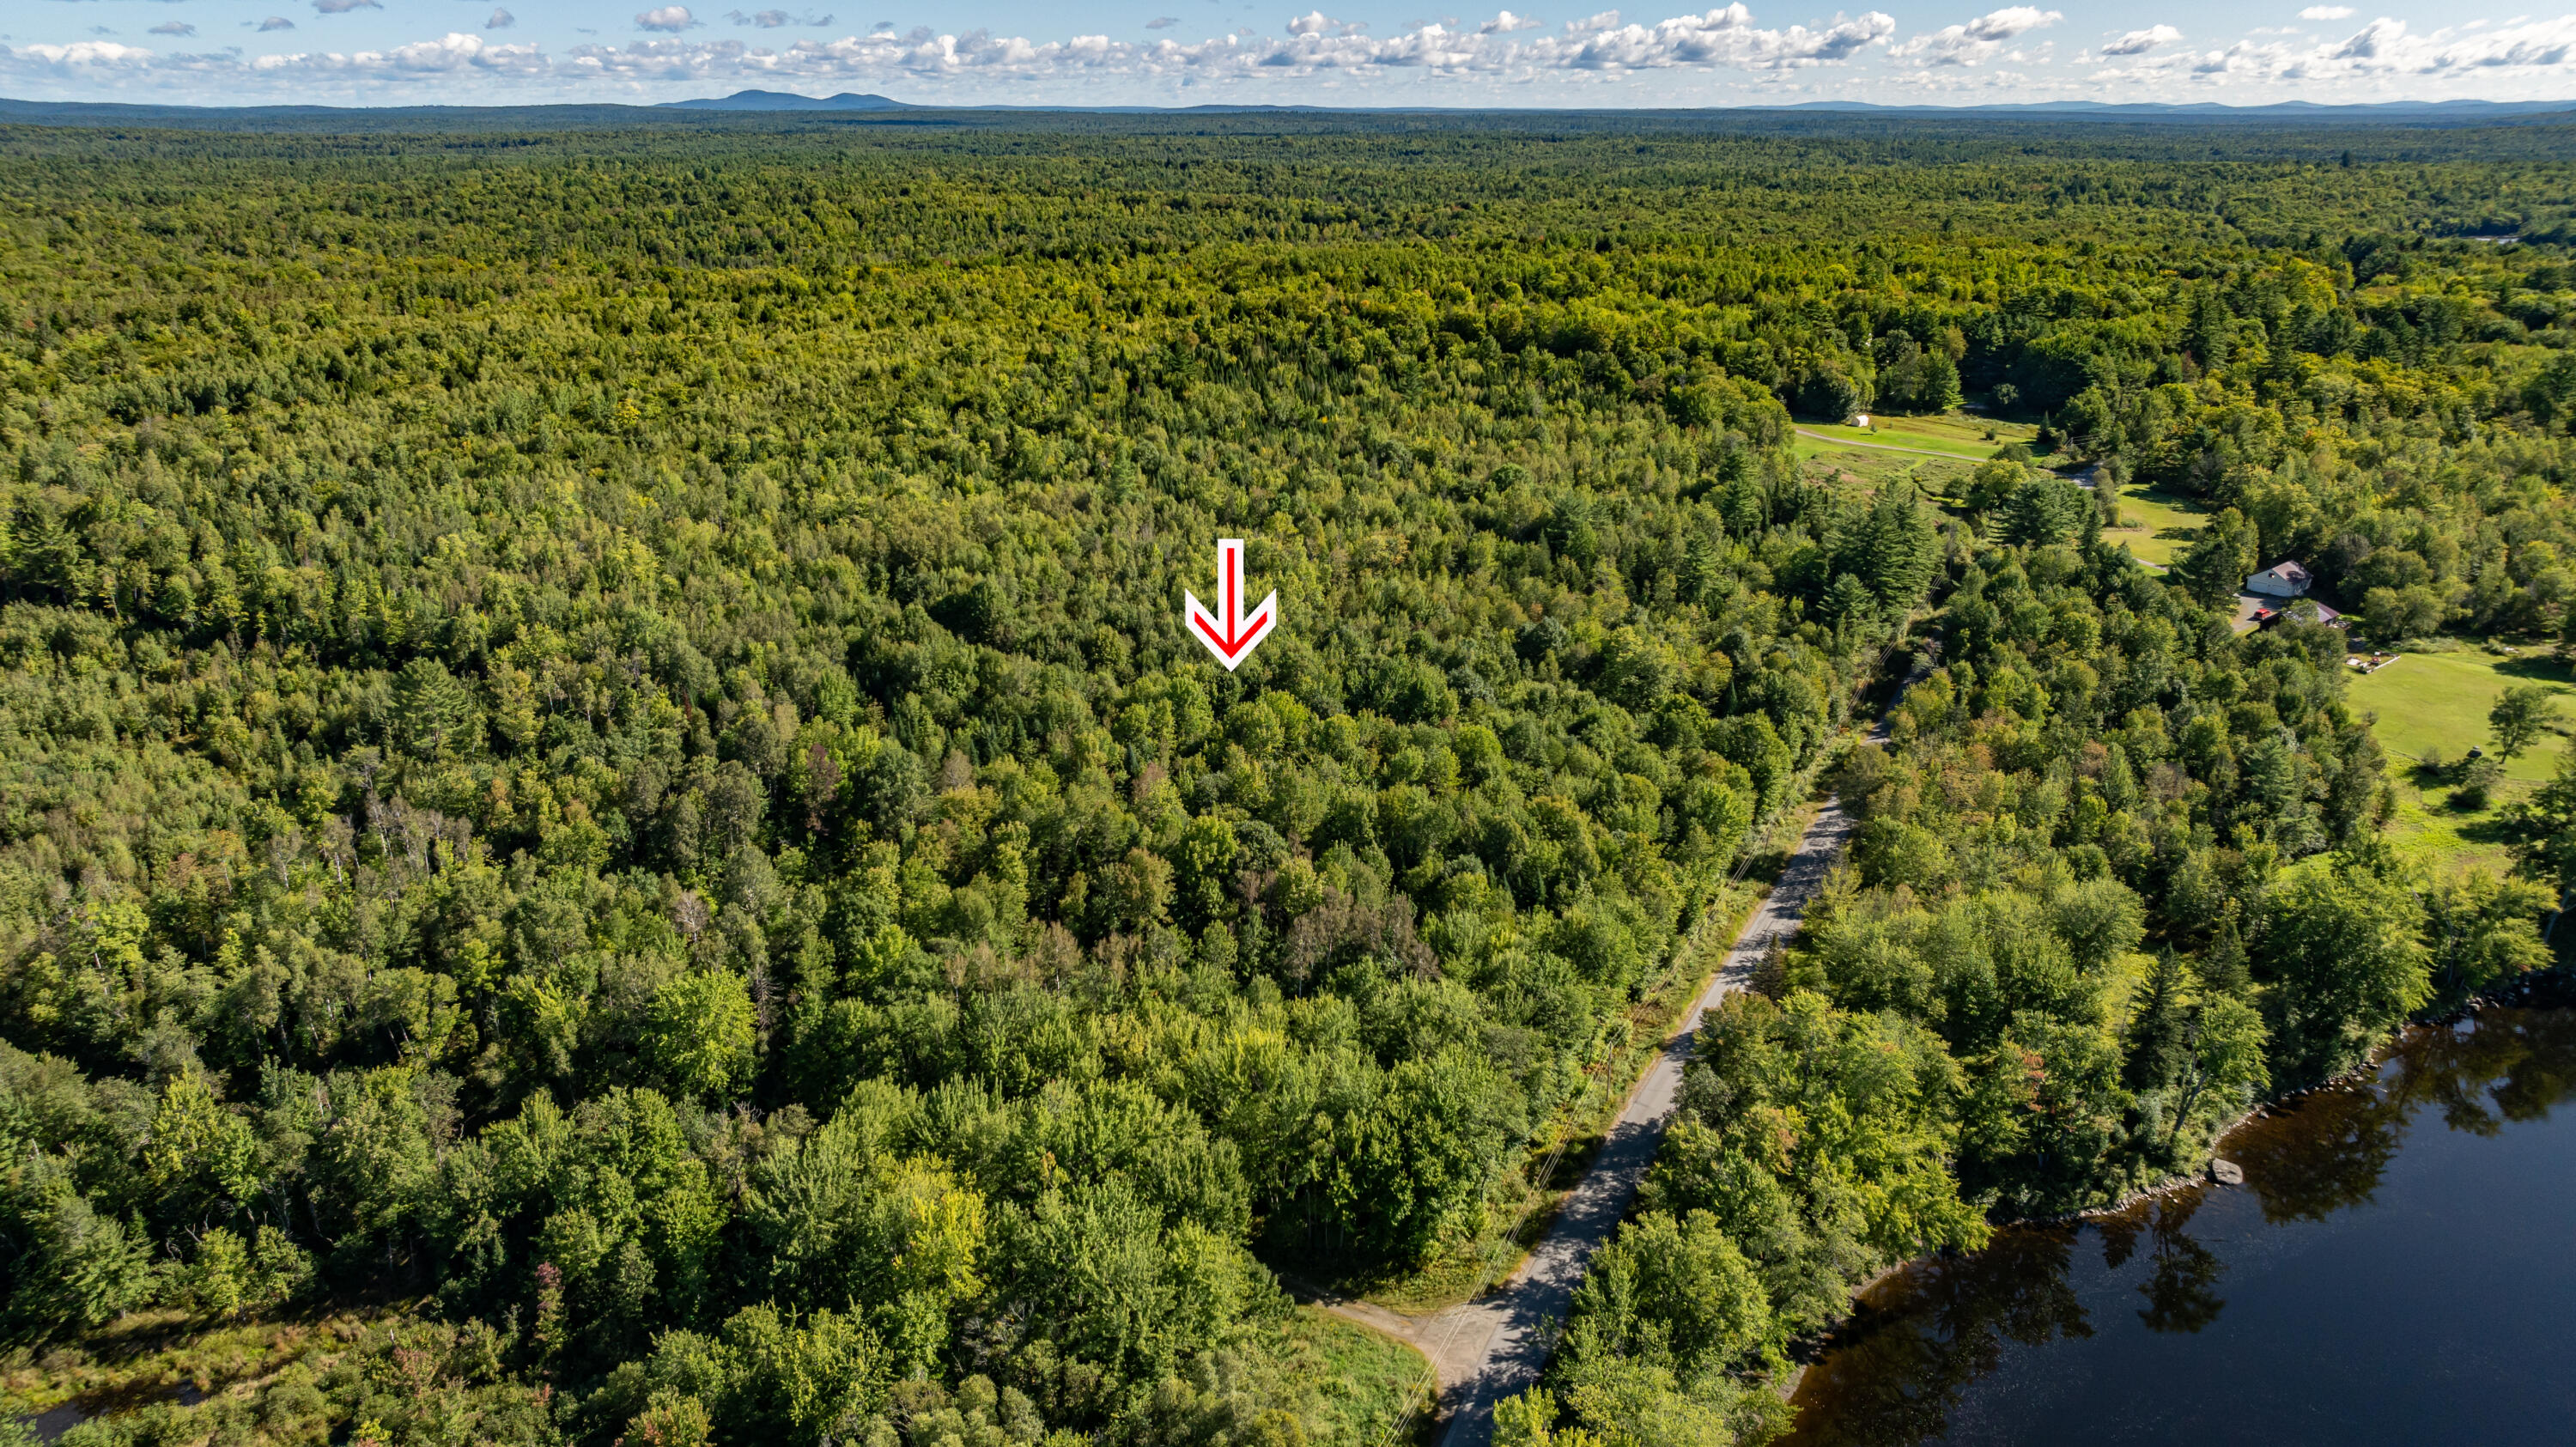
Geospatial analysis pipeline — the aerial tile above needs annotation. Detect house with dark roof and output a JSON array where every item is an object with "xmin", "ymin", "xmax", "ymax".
[{"xmin": 2252, "ymin": 598, "xmax": 2347, "ymax": 631}]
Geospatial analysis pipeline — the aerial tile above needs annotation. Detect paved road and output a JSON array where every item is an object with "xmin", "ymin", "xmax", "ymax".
[{"xmin": 1303, "ymin": 794, "xmax": 1863, "ymax": 1446}]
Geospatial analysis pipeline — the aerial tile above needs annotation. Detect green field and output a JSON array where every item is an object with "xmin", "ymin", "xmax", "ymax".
[
  {"xmin": 1794, "ymin": 410, "xmax": 2047, "ymax": 500},
  {"xmin": 2347, "ymin": 647, "xmax": 2576, "ymax": 782},
  {"xmin": 1794, "ymin": 446, "xmax": 1978, "ymax": 498},
  {"xmin": 2377, "ymin": 775, "xmax": 2518, "ymax": 881},
  {"xmin": 2104, "ymin": 483, "xmax": 2207, "ymax": 565},
  {"xmin": 1797, "ymin": 410, "xmax": 2045, "ymax": 460},
  {"xmin": 2347, "ymin": 646, "xmax": 2575, "ymax": 879}
]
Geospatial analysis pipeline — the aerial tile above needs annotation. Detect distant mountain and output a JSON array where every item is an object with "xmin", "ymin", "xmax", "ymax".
[
  {"xmin": 3, "ymin": 90, "xmax": 2571, "ymax": 133},
  {"xmin": 659, "ymin": 91, "xmax": 915, "ymax": 112}
]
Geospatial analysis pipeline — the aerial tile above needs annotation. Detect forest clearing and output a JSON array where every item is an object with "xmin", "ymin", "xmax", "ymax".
[
  {"xmin": 2104, "ymin": 483, "xmax": 2209, "ymax": 566},
  {"xmin": 2346, "ymin": 646, "xmax": 2576, "ymax": 781}
]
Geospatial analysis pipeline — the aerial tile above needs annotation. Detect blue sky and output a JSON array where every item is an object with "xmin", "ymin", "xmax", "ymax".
[{"xmin": 8, "ymin": 1, "xmax": 2575, "ymax": 108}]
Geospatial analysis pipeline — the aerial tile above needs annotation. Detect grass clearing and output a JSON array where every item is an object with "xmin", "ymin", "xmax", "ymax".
[
  {"xmin": 2104, "ymin": 483, "xmax": 2206, "ymax": 565},
  {"xmin": 2346, "ymin": 645, "xmax": 2576, "ymax": 783},
  {"xmin": 1798, "ymin": 410, "xmax": 2045, "ymax": 460},
  {"xmin": 2342, "ymin": 643, "xmax": 2575, "ymax": 881},
  {"xmin": 1796, "ymin": 447, "xmax": 1979, "ymax": 497},
  {"xmin": 0, "ymin": 1306, "xmax": 389, "ymax": 1436},
  {"xmin": 2378, "ymin": 770, "xmax": 2520, "ymax": 882},
  {"xmin": 1285, "ymin": 1308, "xmax": 1436, "ymax": 1446},
  {"xmin": 1793, "ymin": 409, "xmax": 2051, "ymax": 500},
  {"xmin": 1792, "ymin": 434, "xmax": 1903, "ymax": 470}
]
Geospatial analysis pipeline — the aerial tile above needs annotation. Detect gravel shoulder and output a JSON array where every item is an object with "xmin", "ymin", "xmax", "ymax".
[{"xmin": 1297, "ymin": 796, "xmax": 1862, "ymax": 1446}]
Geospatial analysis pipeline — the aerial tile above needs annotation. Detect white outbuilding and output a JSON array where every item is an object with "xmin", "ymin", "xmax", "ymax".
[{"xmin": 2245, "ymin": 561, "xmax": 2312, "ymax": 599}]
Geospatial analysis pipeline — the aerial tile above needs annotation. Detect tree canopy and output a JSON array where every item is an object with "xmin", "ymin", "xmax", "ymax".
[{"xmin": 0, "ymin": 114, "xmax": 2567, "ymax": 1447}]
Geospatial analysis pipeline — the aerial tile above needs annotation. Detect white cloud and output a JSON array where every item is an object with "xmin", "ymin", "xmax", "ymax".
[
  {"xmin": 0, "ymin": 6, "xmax": 1886, "ymax": 97},
  {"xmin": 2298, "ymin": 6, "xmax": 2354, "ymax": 19},
  {"xmin": 2074, "ymin": 12, "xmax": 2576, "ymax": 89},
  {"xmin": 28, "ymin": 1, "xmax": 2573, "ymax": 104},
  {"xmin": 149, "ymin": 21, "xmax": 194, "ymax": 36},
  {"xmin": 488, "ymin": 9, "xmax": 514, "ymax": 29},
  {"xmin": 17, "ymin": 40, "xmax": 155, "ymax": 66},
  {"xmin": 1892, "ymin": 6, "xmax": 2060, "ymax": 65},
  {"xmin": 520, "ymin": 3, "xmax": 1889, "ymax": 81},
  {"xmin": 247, "ymin": 31, "xmax": 549, "ymax": 76},
  {"xmin": 1286, "ymin": 11, "xmax": 1358, "ymax": 36},
  {"xmin": 1541, "ymin": 5, "xmax": 1895, "ymax": 70},
  {"xmin": 2100, "ymin": 22, "xmax": 2179, "ymax": 55},
  {"xmin": 2323, "ymin": 15, "xmax": 2576, "ymax": 71}
]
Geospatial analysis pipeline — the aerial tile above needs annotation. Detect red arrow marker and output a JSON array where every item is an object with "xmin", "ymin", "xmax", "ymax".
[{"xmin": 1185, "ymin": 537, "xmax": 1278, "ymax": 671}]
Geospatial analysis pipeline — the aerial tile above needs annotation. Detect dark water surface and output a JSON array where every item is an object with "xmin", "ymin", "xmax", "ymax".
[{"xmin": 1782, "ymin": 1006, "xmax": 2576, "ymax": 1447}]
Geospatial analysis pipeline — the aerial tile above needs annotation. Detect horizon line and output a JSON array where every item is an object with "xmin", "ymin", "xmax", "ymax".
[{"xmin": 7, "ymin": 93, "xmax": 2576, "ymax": 118}]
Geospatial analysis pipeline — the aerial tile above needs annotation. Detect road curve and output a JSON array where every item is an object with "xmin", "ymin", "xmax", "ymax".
[{"xmin": 1406, "ymin": 796, "xmax": 1861, "ymax": 1447}]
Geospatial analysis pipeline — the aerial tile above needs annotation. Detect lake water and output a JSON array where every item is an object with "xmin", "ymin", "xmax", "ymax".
[{"xmin": 1781, "ymin": 1006, "xmax": 2576, "ymax": 1447}]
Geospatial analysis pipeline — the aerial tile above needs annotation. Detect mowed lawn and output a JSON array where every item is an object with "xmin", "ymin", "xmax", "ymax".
[
  {"xmin": 1793, "ymin": 432, "xmax": 1924, "ymax": 468},
  {"xmin": 1794, "ymin": 410, "xmax": 2050, "ymax": 502},
  {"xmin": 1796, "ymin": 410, "xmax": 2044, "ymax": 460},
  {"xmin": 2105, "ymin": 483, "xmax": 2206, "ymax": 566},
  {"xmin": 2348, "ymin": 647, "xmax": 2574, "ymax": 880},
  {"xmin": 2347, "ymin": 648, "xmax": 2576, "ymax": 781}
]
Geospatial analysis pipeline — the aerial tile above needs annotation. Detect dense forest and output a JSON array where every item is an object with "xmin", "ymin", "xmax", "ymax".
[{"xmin": 0, "ymin": 114, "xmax": 2571, "ymax": 1447}]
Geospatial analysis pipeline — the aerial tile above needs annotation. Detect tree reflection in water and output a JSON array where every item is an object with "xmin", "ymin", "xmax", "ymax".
[
  {"xmin": 2228, "ymin": 1006, "xmax": 2576, "ymax": 1220},
  {"xmin": 2099, "ymin": 1190, "xmax": 2227, "ymax": 1335},
  {"xmin": 1779, "ymin": 1228, "xmax": 2090, "ymax": 1447},
  {"xmin": 1779, "ymin": 1007, "xmax": 2576, "ymax": 1447}
]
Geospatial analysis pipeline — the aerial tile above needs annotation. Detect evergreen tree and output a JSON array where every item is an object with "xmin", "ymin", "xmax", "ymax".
[
  {"xmin": 2123, "ymin": 950, "xmax": 2188, "ymax": 1094},
  {"xmin": 2172, "ymin": 508, "xmax": 2261, "ymax": 610}
]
